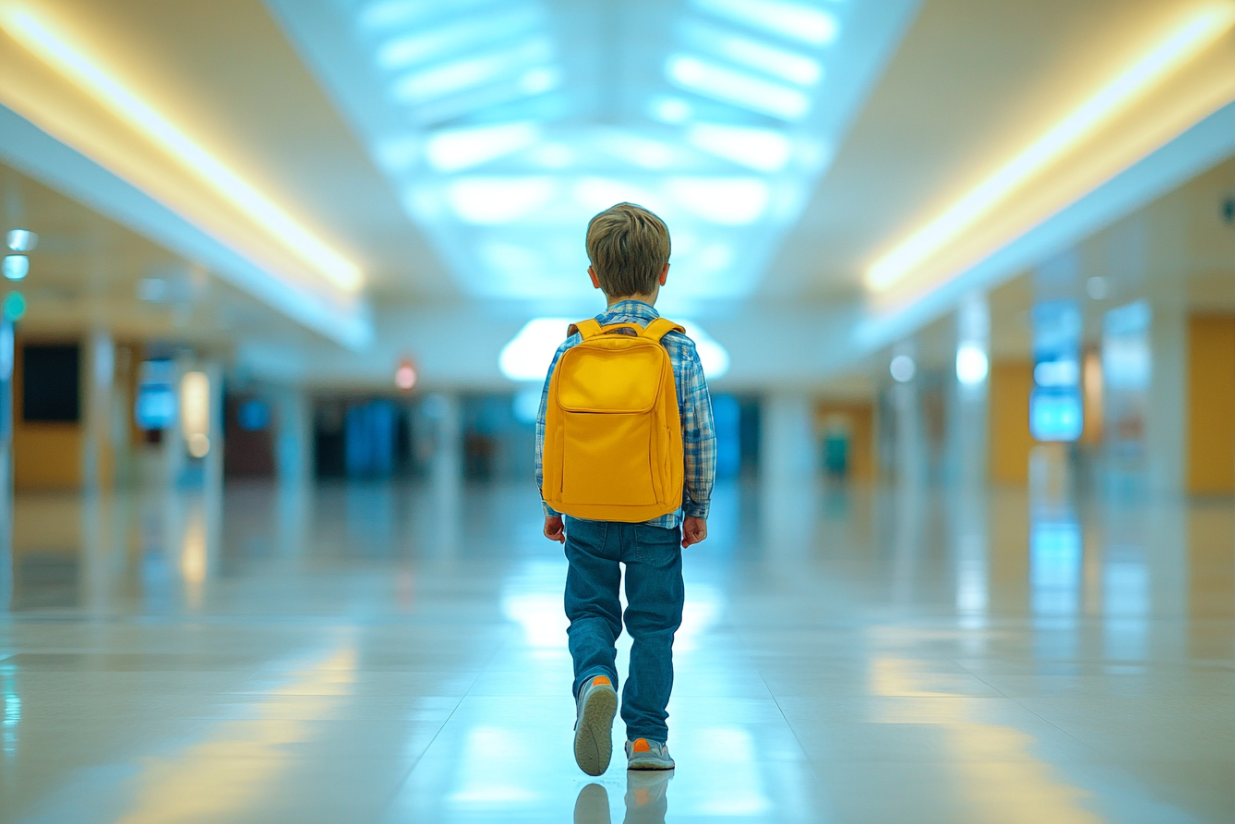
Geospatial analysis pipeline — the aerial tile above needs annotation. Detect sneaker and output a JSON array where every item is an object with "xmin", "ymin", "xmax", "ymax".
[
  {"xmin": 625, "ymin": 738, "xmax": 675, "ymax": 770},
  {"xmin": 574, "ymin": 675, "xmax": 617, "ymax": 776}
]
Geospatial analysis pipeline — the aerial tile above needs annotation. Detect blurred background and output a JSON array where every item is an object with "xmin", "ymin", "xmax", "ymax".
[{"xmin": 2, "ymin": 0, "xmax": 1235, "ymax": 822}]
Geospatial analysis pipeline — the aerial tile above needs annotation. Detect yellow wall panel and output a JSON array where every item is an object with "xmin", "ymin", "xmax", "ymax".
[
  {"xmin": 989, "ymin": 361, "xmax": 1035, "ymax": 484},
  {"xmin": 1187, "ymin": 316, "xmax": 1235, "ymax": 494}
]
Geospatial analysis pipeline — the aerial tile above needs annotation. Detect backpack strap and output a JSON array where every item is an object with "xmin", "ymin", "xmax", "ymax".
[
  {"xmin": 568, "ymin": 319, "xmax": 603, "ymax": 339},
  {"xmin": 639, "ymin": 318, "xmax": 685, "ymax": 342}
]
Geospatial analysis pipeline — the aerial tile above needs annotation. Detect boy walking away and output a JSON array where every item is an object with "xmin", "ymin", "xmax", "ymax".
[{"xmin": 536, "ymin": 202, "xmax": 716, "ymax": 776}]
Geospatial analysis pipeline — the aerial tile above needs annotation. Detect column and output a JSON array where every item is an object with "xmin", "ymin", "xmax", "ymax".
[
  {"xmin": 759, "ymin": 393, "xmax": 817, "ymax": 555},
  {"xmin": 759, "ymin": 393, "xmax": 816, "ymax": 481},
  {"xmin": 1145, "ymin": 297, "xmax": 1187, "ymax": 495},
  {"xmin": 952, "ymin": 295, "xmax": 990, "ymax": 488},
  {"xmin": 0, "ymin": 320, "xmax": 11, "ymax": 610},
  {"xmin": 82, "ymin": 330, "xmax": 115, "ymax": 493},
  {"xmin": 274, "ymin": 385, "xmax": 311, "ymax": 487},
  {"xmin": 422, "ymin": 393, "xmax": 461, "ymax": 554}
]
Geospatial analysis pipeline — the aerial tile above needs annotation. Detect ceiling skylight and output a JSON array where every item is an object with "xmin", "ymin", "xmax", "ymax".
[
  {"xmin": 676, "ymin": 19, "xmax": 823, "ymax": 86},
  {"xmin": 391, "ymin": 37, "xmax": 554, "ymax": 104},
  {"xmin": 265, "ymin": 0, "xmax": 909, "ymax": 308},
  {"xmin": 686, "ymin": 124, "xmax": 793, "ymax": 172},
  {"xmin": 689, "ymin": 0, "xmax": 840, "ymax": 47},
  {"xmin": 425, "ymin": 122, "xmax": 542, "ymax": 172},
  {"xmin": 666, "ymin": 54, "xmax": 811, "ymax": 120},
  {"xmin": 374, "ymin": 6, "xmax": 543, "ymax": 71}
]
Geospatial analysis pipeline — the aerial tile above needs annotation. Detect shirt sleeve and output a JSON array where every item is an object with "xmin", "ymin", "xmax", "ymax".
[
  {"xmin": 676, "ymin": 339, "xmax": 716, "ymax": 520},
  {"xmin": 535, "ymin": 338, "xmax": 576, "ymax": 518}
]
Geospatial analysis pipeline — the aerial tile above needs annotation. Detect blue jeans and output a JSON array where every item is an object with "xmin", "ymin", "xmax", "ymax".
[{"xmin": 564, "ymin": 516, "xmax": 684, "ymax": 744}]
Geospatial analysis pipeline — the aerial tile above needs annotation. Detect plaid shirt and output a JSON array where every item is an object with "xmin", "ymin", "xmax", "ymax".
[{"xmin": 535, "ymin": 300, "xmax": 716, "ymax": 528}]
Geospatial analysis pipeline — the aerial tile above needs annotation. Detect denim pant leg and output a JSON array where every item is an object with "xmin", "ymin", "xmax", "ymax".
[
  {"xmin": 563, "ymin": 517, "xmax": 622, "ymax": 698},
  {"xmin": 620, "ymin": 523, "xmax": 684, "ymax": 743}
]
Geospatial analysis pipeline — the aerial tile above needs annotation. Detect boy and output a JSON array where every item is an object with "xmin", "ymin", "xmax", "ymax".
[{"xmin": 535, "ymin": 202, "xmax": 716, "ymax": 775}]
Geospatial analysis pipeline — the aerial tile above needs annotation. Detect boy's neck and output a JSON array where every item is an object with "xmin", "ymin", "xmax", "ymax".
[{"xmin": 605, "ymin": 291, "xmax": 658, "ymax": 308}]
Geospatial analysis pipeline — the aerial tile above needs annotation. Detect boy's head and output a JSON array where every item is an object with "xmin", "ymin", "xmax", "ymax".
[{"xmin": 585, "ymin": 202, "xmax": 671, "ymax": 300}]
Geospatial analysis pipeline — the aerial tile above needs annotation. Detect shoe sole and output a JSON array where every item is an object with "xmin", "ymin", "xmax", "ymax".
[
  {"xmin": 574, "ymin": 687, "xmax": 617, "ymax": 776},
  {"xmin": 627, "ymin": 759, "xmax": 675, "ymax": 771}
]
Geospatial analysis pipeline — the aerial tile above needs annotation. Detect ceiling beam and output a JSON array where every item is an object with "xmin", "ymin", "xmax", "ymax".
[{"xmin": 0, "ymin": 104, "xmax": 373, "ymax": 350}]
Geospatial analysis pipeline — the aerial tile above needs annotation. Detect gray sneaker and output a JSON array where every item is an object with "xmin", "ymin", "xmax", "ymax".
[
  {"xmin": 574, "ymin": 675, "xmax": 618, "ymax": 776},
  {"xmin": 625, "ymin": 738, "xmax": 675, "ymax": 770}
]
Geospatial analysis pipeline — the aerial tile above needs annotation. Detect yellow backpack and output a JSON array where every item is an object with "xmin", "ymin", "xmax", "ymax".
[{"xmin": 542, "ymin": 317, "xmax": 685, "ymax": 523}]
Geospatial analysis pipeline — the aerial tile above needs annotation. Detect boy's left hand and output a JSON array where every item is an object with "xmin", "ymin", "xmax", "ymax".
[{"xmin": 682, "ymin": 516, "xmax": 707, "ymax": 548}]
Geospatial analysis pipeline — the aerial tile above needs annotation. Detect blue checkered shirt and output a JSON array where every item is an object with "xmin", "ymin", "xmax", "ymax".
[{"xmin": 535, "ymin": 300, "xmax": 716, "ymax": 528}]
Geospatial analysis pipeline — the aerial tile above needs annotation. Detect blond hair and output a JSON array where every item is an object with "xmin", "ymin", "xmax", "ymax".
[{"xmin": 585, "ymin": 202, "xmax": 671, "ymax": 297}]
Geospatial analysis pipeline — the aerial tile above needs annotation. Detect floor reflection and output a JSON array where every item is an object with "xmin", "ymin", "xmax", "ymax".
[{"xmin": 0, "ymin": 479, "xmax": 1231, "ymax": 823}]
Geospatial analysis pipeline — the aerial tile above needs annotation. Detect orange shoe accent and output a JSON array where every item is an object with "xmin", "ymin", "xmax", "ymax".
[
  {"xmin": 592, "ymin": 676, "xmax": 611, "ymax": 687},
  {"xmin": 632, "ymin": 738, "xmax": 651, "ymax": 753}
]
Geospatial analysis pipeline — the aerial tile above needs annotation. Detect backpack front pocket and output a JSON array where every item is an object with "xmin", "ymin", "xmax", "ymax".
[{"xmin": 561, "ymin": 412, "xmax": 656, "ymax": 506}]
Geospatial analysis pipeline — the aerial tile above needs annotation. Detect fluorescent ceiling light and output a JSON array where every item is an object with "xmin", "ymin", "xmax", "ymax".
[
  {"xmin": 956, "ymin": 343, "xmax": 989, "ymax": 385},
  {"xmin": 5, "ymin": 229, "xmax": 37, "ymax": 252},
  {"xmin": 650, "ymin": 96, "xmax": 693, "ymax": 124},
  {"xmin": 0, "ymin": 8, "xmax": 363, "ymax": 291},
  {"xmin": 446, "ymin": 177, "xmax": 557, "ymax": 224},
  {"xmin": 667, "ymin": 54, "xmax": 810, "ymax": 121},
  {"xmin": 596, "ymin": 131, "xmax": 675, "ymax": 170},
  {"xmin": 391, "ymin": 37, "xmax": 553, "ymax": 104},
  {"xmin": 374, "ymin": 6, "xmax": 542, "ymax": 71},
  {"xmin": 867, "ymin": 3, "xmax": 1235, "ymax": 292},
  {"xmin": 529, "ymin": 142, "xmax": 574, "ymax": 169},
  {"xmin": 686, "ymin": 124, "xmax": 792, "ymax": 172},
  {"xmin": 358, "ymin": 0, "xmax": 500, "ymax": 31},
  {"xmin": 668, "ymin": 178, "xmax": 769, "ymax": 224},
  {"xmin": 425, "ymin": 122, "xmax": 541, "ymax": 172},
  {"xmin": 677, "ymin": 19, "xmax": 822, "ymax": 86},
  {"xmin": 690, "ymin": 0, "xmax": 840, "ymax": 47},
  {"xmin": 517, "ymin": 66, "xmax": 561, "ymax": 95},
  {"xmin": 500, "ymin": 317, "xmax": 574, "ymax": 381},
  {"xmin": 2, "ymin": 255, "xmax": 29, "ymax": 281}
]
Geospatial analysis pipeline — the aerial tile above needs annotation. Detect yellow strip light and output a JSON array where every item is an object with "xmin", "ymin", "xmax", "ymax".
[
  {"xmin": 867, "ymin": 3, "xmax": 1235, "ymax": 292},
  {"xmin": 0, "ymin": 7, "xmax": 363, "ymax": 292}
]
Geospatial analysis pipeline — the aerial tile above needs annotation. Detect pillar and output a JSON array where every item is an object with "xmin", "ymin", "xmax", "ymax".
[
  {"xmin": 82, "ymin": 330, "xmax": 115, "ymax": 493},
  {"xmin": 1146, "ymin": 298, "xmax": 1187, "ymax": 495},
  {"xmin": 0, "ymin": 320, "xmax": 11, "ymax": 610},
  {"xmin": 951, "ymin": 295, "xmax": 990, "ymax": 488},
  {"xmin": 759, "ymin": 393, "xmax": 817, "ymax": 554},
  {"xmin": 422, "ymin": 393, "xmax": 460, "ymax": 554},
  {"xmin": 274, "ymin": 385, "xmax": 311, "ymax": 487},
  {"xmin": 759, "ymin": 393, "xmax": 816, "ymax": 481}
]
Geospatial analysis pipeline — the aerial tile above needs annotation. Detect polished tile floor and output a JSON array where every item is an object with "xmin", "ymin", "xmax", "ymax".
[{"xmin": 0, "ymin": 479, "xmax": 1232, "ymax": 823}]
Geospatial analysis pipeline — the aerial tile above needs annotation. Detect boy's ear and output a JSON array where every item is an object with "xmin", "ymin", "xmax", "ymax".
[
  {"xmin": 587, "ymin": 266, "xmax": 602, "ymax": 291},
  {"xmin": 659, "ymin": 263, "xmax": 669, "ymax": 287}
]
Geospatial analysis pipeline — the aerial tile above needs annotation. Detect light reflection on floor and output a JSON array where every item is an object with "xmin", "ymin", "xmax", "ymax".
[{"xmin": 0, "ymin": 479, "xmax": 1232, "ymax": 823}]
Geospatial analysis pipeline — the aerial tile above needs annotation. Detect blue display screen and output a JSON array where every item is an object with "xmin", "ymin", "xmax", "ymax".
[{"xmin": 1030, "ymin": 390, "xmax": 1083, "ymax": 442}]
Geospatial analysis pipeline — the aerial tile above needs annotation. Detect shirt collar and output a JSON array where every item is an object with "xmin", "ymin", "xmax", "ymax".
[{"xmin": 599, "ymin": 300, "xmax": 659, "ymax": 320}]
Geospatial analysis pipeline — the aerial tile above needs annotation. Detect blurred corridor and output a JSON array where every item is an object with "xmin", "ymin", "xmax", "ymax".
[{"xmin": 2, "ymin": 0, "xmax": 1235, "ymax": 821}]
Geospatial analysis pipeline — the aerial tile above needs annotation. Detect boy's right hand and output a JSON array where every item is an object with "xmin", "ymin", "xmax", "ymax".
[{"xmin": 544, "ymin": 515, "xmax": 565, "ymax": 543}]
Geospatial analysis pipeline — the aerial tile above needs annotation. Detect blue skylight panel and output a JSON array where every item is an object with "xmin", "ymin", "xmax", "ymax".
[
  {"xmin": 424, "ymin": 122, "xmax": 542, "ymax": 172},
  {"xmin": 357, "ymin": 0, "xmax": 502, "ymax": 32},
  {"xmin": 677, "ymin": 19, "xmax": 822, "ymax": 86},
  {"xmin": 689, "ymin": 0, "xmax": 840, "ymax": 47},
  {"xmin": 375, "ymin": 6, "xmax": 543, "ymax": 72},
  {"xmin": 391, "ymin": 37, "xmax": 554, "ymax": 104},
  {"xmin": 666, "ymin": 54, "xmax": 810, "ymax": 121},
  {"xmin": 686, "ymin": 124, "xmax": 792, "ymax": 172}
]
